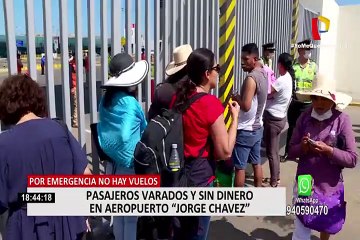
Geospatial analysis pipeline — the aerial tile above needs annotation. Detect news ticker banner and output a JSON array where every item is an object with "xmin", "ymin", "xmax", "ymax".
[{"xmin": 24, "ymin": 175, "xmax": 286, "ymax": 216}]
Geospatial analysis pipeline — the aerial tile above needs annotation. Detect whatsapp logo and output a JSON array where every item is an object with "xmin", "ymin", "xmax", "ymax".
[{"xmin": 298, "ymin": 175, "xmax": 313, "ymax": 197}]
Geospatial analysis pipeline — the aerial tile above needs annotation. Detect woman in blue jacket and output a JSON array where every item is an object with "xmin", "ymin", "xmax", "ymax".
[{"xmin": 97, "ymin": 53, "xmax": 148, "ymax": 240}]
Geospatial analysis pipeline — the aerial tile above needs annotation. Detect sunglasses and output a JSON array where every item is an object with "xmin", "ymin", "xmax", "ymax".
[{"xmin": 210, "ymin": 64, "xmax": 221, "ymax": 73}]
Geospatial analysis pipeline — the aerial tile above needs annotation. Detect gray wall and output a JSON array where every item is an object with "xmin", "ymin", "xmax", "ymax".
[{"xmin": 234, "ymin": 0, "xmax": 293, "ymax": 90}]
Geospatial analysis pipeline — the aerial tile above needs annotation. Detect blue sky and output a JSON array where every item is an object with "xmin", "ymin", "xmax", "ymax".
[
  {"xmin": 1, "ymin": 0, "xmax": 359, "ymax": 37},
  {"xmin": 0, "ymin": 0, "xmax": 153, "ymax": 38},
  {"xmin": 336, "ymin": 0, "xmax": 360, "ymax": 5}
]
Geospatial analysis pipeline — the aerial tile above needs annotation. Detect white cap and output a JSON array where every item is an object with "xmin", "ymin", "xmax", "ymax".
[{"xmin": 172, "ymin": 144, "xmax": 178, "ymax": 148}]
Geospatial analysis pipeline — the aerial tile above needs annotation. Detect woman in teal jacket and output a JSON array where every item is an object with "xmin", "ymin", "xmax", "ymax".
[{"xmin": 97, "ymin": 53, "xmax": 148, "ymax": 240}]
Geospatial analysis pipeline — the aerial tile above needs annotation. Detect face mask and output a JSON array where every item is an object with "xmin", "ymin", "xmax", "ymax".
[
  {"xmin": 311, "ymin": 108, "xmax": 333, "ymax": 121},
  {"xmin": 304, "ymin": 51, "xmax": 311, "ymax": 59}
]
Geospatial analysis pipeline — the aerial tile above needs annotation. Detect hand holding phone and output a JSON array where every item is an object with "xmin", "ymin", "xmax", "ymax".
[
  {"xmin": 307, "ymin": 138, "xmax": 317, "ymax": 146},
  {"xmin": 301, "ymin": 133, "xmax": 311, "ymax": 153}
]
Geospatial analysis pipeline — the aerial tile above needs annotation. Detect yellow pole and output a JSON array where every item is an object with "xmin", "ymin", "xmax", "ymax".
[
  {"xmin": 218, "ymin": 0, "xmax": 236, "ymax": 129},
  {"xmin": 291, "ymin": 0, "xmax": 299, "ymax": 58}
]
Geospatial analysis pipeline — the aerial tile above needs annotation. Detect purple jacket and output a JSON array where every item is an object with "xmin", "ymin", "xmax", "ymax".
[{"xmin": 289, "ymin": 108, "xmax": 358, "ymax": 196}]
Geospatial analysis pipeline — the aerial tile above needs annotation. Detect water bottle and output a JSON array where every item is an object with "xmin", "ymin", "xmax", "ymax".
[
  {"xmin": 327, "ymin": 130, "xmax": 337, "ymax": 147},
  {"xmin": 168, "ymin": 144, "xmax": 181, "ymax": 172}
]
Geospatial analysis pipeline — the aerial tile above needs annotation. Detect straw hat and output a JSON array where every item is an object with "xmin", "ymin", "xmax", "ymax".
[
  {"xmin": 165, "ymin": 44, "xmax": 193, "ymax": 76},
  {"xmin": 296, "ymin": 74, "xmax": 352, "ymax": 110},
  {"xmin": 102, "ymin": 53, "xmax": 149, "ymax": 88}
]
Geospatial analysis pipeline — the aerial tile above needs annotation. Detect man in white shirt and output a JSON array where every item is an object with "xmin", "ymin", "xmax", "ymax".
[{"xmin": 263, "ymin": 53, "xmax": 294, "ymax": 187}]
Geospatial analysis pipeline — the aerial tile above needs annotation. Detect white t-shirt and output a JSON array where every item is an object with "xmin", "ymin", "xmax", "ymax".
[{"xmin": 265, "ymin": 72, "xmax": 293, "ymax": 119}]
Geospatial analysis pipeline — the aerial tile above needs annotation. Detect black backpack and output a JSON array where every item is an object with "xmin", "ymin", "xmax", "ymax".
[{"xmin": 134, "ymin": 92, "xmax": 207, "ymax": 187}]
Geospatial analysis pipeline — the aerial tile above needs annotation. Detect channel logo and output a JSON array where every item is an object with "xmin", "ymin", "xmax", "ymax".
[
  {"xmin": 298, "ymin": 174, "xmax": 313, "ymax": 197},
  {"xmin": 312, "ymin": 16, "xmax": 330, "ymax": 40}
]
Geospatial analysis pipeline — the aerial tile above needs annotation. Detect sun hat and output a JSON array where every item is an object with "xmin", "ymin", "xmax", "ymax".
[
  {"xmin": 102, "ymin": 53, "xmax": 149, "ymax": 88},
  {"xmin": 165, "ymin": 44, "xmax": 193, "ymax": 76},
  {"xmin": 296, "ymin": 74, "xmax": 352, "ymax": 110}
]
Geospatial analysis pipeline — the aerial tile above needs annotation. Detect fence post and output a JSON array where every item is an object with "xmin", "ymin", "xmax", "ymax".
[
  {"xmin": 218, "ymin": 0, "xmax": 236, "ymax": 129},
  {"xmin": 291, "ymin": 0, "xmax": 299, "ymax": 57}
]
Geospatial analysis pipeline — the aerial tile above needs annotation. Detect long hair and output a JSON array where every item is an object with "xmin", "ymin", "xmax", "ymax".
[
  {"xmin": 174, "ymin": 48, "xmax": 215, "ymax": 111},
  {"xmin": 278, "ymin": 53, "xmax": 295, "ymax": 81}
]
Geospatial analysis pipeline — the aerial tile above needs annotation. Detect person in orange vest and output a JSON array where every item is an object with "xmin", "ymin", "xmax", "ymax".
[{"xmin": 69, "ymin": 53, "xmax": 78, "ymax": 127}]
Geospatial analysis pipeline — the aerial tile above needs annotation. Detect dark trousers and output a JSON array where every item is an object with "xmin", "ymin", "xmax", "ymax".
[
  {"xmin": 173, "ymin": 216, "xmax": 211, "ymax": 240},
  {"xmin": 263, "ymin": 111, "xmax": 287, "ymax": 184},
  {"xmin": 41, "ymin": 65, "xmax": 44, "ymax": 75},
  {"xmin": 284, "ymin": 100, "xmax": 311, "ymax": 154}
]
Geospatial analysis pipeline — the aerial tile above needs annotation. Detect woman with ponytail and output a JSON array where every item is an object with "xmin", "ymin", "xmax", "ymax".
[
  {"xmin": 263, "ymin": 52, "xmax": 294, "ymax": 187},
  {"xmin": 172, "ymin": 48, "xmax": 240, "ymax": 240}
]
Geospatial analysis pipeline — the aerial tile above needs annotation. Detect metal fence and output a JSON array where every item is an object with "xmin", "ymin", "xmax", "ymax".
[
  {"xmin": 1, "ymin": 0, "xmax": 298, "ymax": 173},
  {"xmin": 234, "ymin": 0, "xmax": 293, "ymax": 90}
]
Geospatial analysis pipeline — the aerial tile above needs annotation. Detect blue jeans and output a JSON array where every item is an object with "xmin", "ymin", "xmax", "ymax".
[
  {"xmin": 106, "ymin": 163, "xmax": 137, "ymax": 240},
  {"xmin": 232, "ymin": 128, "xmax": 264, "ymax": 170},
  {"xmin": 197, "ymin": 216, "xmax": 211, "ymax": 240}
]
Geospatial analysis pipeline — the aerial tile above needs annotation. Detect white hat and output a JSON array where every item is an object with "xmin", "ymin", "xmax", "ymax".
[
  {"xmin": 165, "ymin": 44, "xmax": 193, "ymax": 76},
  {"xmin": 102, "ymin": 53, "xmax": 149, "ymax": 88},
  {"xmin": 296, "ymin": 74, "xmax": 352, "ymax": 110}
]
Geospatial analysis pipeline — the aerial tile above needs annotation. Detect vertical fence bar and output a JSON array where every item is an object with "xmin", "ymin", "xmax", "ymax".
[
  {"xmin": 43, "ymin": 0, "xmax": 56, "ymax": 117},
  {"xmin": 186, "ymin": 0, "xmax": 191, "ymax": 44},
  {"xmin": 101, "ymin": 0, "xmax": 108, "ymax": 83},
  {"xmin": 88, "ymin": 0, "xmax": 97, "ymax": 123},
  {"xmin": 145, "ymin": 0, "xmax": 151, "ymax": 112},
  {"xmin": 125, "ymin": 0, "xmax": 131, "ymax": 55},
  {"xmin": 111, "ymin": 0, "xmax": 121, "ymax": 56},
  {"xmin": 59, "ymin": 0, "xmax": 71, "ymax": 128},
  {"xmin": 135, "ymin": 0, "xmax": 142, "ymax": 103},
  {"xmin": 3, "ymin": 0, "xmax": 16, "ymax": 75},
  {"xmin": 155, "ymin": 0, "xmax": 161, "ymax": 85},
  {"xmin": 215, "ymin": 0, "xmax": 219, "ymax": 97},
  {"xmin": 24, "ymin": 0, "xmax": 36, "ymax": 80},
  {"xmin": 172, "ymin": 0, "xmax": 177, "ymax": 50},
  {"xmin": 74, "ymin": 0, "xmax": 86, "ymax": 148},
  {"xmin": 204, "ymin": 0, "xmax": 209, "ymax": 48},
  {"xmin": 234, "ymin": 0, "xmax": 238, "ymax": 91},
  {"xmin": 179, "ymin": 0, "xmax": 184, "ymax": 45},
  {"xmin": 163, "ymin": 0, "xmax": 169, "ymax": 80},
  {"xmin": 199, "ymin": 0, "xmax": 203, "ymax": 47},
  {"xmin": 2, "ymin": 0, "xmax": 16, "ymax": 131},
  {"xmin": 88, "ymin": 0, "xmax": 98, "ymax": 174},
  {"xmin": 209, "ymin": 0, "xmax": 214, "ymax": 52},
  {"xmin": 209, "ymin": 0, "xmax": 214, "ymax": 95},
  {"xmin": 291, "ymin": 0, "xmax": 299, "ymax": 57},
  {"xmin": 192, "ymin": 0, "xmax": 198, "ymax": 48}
]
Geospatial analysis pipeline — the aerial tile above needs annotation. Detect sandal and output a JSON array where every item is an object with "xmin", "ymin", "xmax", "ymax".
[
  {"xmin": 280, "ymin": 154, "xmax": 288, "ymax": 162},
  {"xmin": 262, "ymin": 177, "xmax": 270, "ymax": 183}
]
